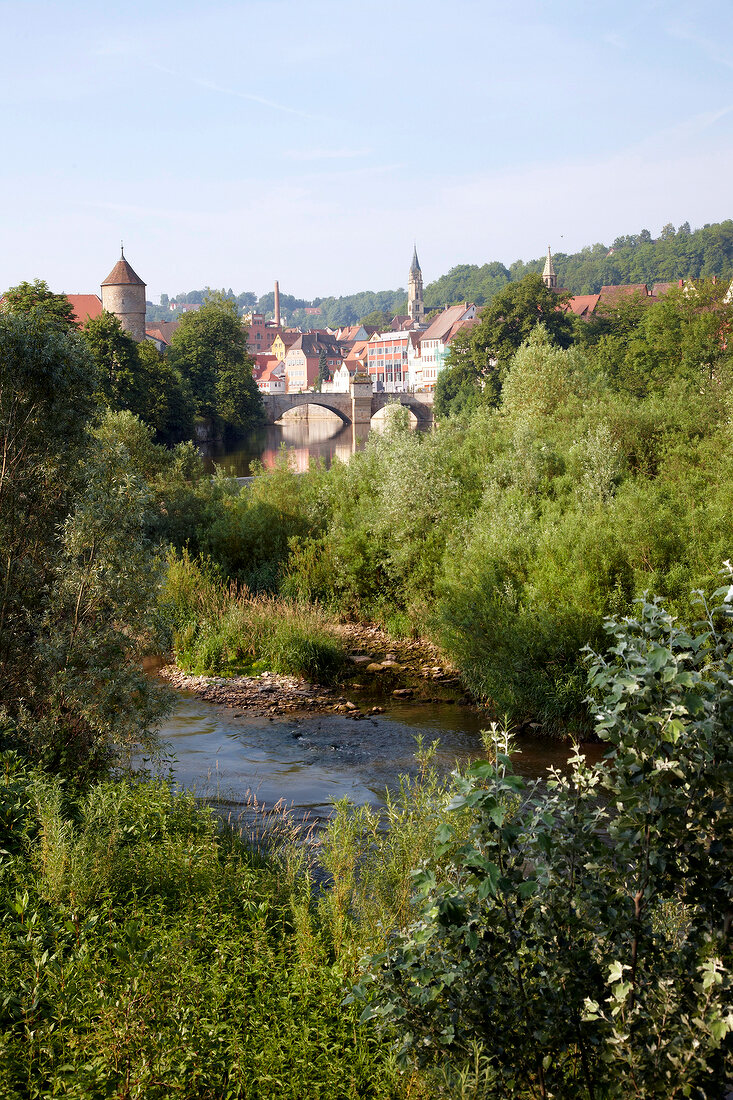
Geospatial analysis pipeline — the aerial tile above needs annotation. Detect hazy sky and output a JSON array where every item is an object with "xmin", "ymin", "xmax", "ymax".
[{"xmin": 2, "ymin": 0, "xmax": 732, "ymax": 302}]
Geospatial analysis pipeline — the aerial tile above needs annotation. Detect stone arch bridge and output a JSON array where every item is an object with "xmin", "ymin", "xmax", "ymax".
[{"xmin": 261, "ymin": 389, "xmax": 434, "ymax": 426}]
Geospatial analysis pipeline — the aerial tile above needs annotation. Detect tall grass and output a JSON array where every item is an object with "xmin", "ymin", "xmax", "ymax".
[
  {"xmin": 0, "ymin": 750, "xmax": 420, "ymax": 1100},
  {"xmin": 165, "ymin": 549, "xmax": 346, "ymax": 682}
]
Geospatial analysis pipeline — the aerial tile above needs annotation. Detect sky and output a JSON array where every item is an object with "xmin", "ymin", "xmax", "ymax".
[{"xmin": 2, "ymin": 0, "xmax": 733, "ymax": 303}]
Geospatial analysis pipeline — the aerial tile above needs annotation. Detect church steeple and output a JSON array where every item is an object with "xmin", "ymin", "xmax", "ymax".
[
  {"xmin": 542, "ymin": 245, "xmax": 557, "ymax": 290},
  {"xmin": 408, "ymin": 244, "xmax": 424, "ymax": 324}
]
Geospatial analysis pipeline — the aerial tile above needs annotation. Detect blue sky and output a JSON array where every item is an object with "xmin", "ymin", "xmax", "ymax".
[{"xmin": 2, "ymin": 0, "xmax": 732, "ymax": 302}]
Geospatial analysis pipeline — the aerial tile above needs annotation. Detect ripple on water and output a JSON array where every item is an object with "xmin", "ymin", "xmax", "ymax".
[{"xmin": 149, "ymin": 692, "xmax": 604, "ymax": 823}]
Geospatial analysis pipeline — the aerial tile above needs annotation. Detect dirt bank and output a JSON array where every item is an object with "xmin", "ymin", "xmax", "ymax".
[{"xmin": 159, "ymin": 622, "xmax": 471, "ymax": 720}]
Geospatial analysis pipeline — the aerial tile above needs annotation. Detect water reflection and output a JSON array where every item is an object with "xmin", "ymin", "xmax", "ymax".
[
  {"xmin": 202, "ymin": 409, "xmax": 417, "ymax": 477},
  {"xmin": 203, "ymin": 416, "xmax": 355, "ymax": 477}
]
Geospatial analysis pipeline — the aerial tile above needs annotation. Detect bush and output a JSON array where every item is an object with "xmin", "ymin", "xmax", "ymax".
[
  {"xmin": 165, "ymin": 551, "xmax": 346, "ymax": 682},
  {"xmin": 0, "ymin": 754, "xmax": 408, "ymax": 1099},
  {"xmin": 353, "ymin": 580, "xmax": 733, "ymax": 1097}
]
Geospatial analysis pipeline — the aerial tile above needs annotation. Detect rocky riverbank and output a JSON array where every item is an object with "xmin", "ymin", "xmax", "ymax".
[{"xmin": 159, "ymin": 622, "xmax": 471, "ymax": 720}]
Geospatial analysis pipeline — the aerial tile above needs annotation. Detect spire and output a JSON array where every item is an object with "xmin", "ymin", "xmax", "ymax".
[
  {"xmin": 408, "ymin": 244, "xmax": 424, "ymax": 324},
  {"xmin": 542, "ymin": 246, "xmax": 557, "ymax": 289}
]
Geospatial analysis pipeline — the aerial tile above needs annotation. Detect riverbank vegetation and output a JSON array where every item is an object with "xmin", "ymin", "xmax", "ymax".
[
  {"xmin": 1, "ymin": 281, "xmax": 731, "ymax": 1095},
  {"xmin": 165, "ymin": 551, "xmax": 346, "ymax": 681},
  {"xmin": 0, "ymin": 753, "xmax": 427, "ymax": 1098}
]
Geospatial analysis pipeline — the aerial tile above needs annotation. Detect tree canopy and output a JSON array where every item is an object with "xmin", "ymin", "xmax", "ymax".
[
  {"xmin": 1, "ymin": 278, "xmax": 77, "ymax": 330},
  {"xmin": 435, "ymin": 274, "xmax": 574, "ymax": 417},
  {"xmin": 0, "ymin": 313, "xmax": 168, "ymax": 773},
  {"xmin": 168, "ymin": 292, "xmax": 263, "ymax": 435}
]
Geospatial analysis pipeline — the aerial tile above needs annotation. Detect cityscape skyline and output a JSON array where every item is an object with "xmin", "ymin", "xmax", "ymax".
[{"xmin": 2, "ymin": 0, "xmax": 733, "ymax": 302}]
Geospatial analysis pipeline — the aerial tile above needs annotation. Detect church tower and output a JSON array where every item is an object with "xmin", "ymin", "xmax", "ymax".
[
  {"xmin": 407, "ymin": 245, "xmax": 425, "ymax": 324},
  {"xmin": 542, "ymin": 246, "xmax": 557, "ymax": 290},
  {"xmin": 101, "ymin": 247, "xmax": 147, "ymax": 342}
]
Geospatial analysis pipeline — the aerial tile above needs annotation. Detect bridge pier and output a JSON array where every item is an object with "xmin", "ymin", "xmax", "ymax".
[{"xmin": 350, "ymin": 372, "xmax": 373, "ymax": 427}]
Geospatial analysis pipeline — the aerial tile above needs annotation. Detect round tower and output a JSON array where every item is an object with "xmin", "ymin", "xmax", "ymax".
[{"xmin": 101, "ymin": 247, "xmax": 146, "ymax": 341}]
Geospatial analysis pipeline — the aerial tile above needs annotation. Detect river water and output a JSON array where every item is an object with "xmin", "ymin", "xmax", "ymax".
[{"xmin": 155, "ymin": 692, "xmax": 603, "ymax": 826}]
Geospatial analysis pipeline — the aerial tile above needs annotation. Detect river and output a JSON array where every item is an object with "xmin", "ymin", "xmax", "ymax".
[{"xmin": 154, "ymin": 691, "xmax": 603, "ymax": 826}]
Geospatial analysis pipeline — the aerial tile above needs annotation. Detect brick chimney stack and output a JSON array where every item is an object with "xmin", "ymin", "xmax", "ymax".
[{"xmin": 274, "ymin": 280, "xmax": 281, "ymax": 327}]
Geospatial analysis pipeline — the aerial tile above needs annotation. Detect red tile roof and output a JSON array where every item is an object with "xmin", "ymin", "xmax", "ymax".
[
  {"xmin": 101, "ymin": 253, "xmax": 145, "ymax": 287},
  {"xmin": 651, "ymin": 281, "xmax": 683, "ymax": 298},
  {"xmin": 145, "ymin": 320, "xmax": 179, "ymax": 345},
  {"xmin": 564, "ymin": 294, "xmax": 600, "ymax": 318},
  {"xmin": 420, "ymin": 303, "xmax": 475, "ymax": 344},
  {"xmin": 66, "ymin": 294, "xmax": 103, "ymax": 325},
  {"xmin": 598, "ymin": 284, "xmax": 649, "ymax": 306},
  {"xmin": 261, "ymin": 360, "xmax": 285, "ymax": 382}
]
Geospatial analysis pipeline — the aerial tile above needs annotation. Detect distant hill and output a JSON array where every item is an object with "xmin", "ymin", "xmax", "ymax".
[{"xmin": 150, "ymin": 219, "xmax": 733, "ymax": 329}]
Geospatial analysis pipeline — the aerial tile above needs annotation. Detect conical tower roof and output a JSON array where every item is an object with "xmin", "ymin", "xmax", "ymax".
[
  {"xmin": 542, "ymin": 246, "xmax": 555, "ymax": 282},
  {"xmin": 410, "ymin": 244, "xmax": 421, "ymax": 274},
  {"xmin": 101, "ymin": 248, "xmax": 145, "ymax": 287}
]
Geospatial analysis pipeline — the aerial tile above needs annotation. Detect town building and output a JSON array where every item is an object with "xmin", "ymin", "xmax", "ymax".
[
  {"xmin": 145, "ymin": 319, "xmax": 180, "ymax": 351},
  {"xmin": 256, "ymin": 360, "xmax": 286, "ymax": 394},
  {"xmin": 270, "ymin": 331, "xmax": 301, "ymax": 360},
  {"xmin": 244, "ymin": 311, "xmax": 284, "ymax": 355},
  {"xmin": 366, "ymin": 328, "xmax": 419, "ymax": 391},
  {"xmin": 66, "ymin": 294, "xmax": 103, "ymax": 326},
  {"xmin": 335, "ymin": 324, "xmax": 368, "ymax": 342},
  {"xmin": 414, "ymin": 302, "xmax": 477, "ymax": 389},
  {"xmin": 283, "ymin": 332, "xmax": 345, "ymax": 392},
  {"xmin": 542, "ymin": 246, "xmax": 557, "ymax": 290}
]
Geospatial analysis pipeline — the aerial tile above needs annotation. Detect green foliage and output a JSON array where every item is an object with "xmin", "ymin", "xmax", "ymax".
[
  {"xmin": 83, "ymin": 309, "xmax": 142, "ymax": 408},
  {"xmin": 0, "ymin": 278, "xmax": 77, "ymax": 330},
  {"xmin": 0, "ymin": 758, "xmax": 408, "ymax": 1099},
  {"xmin": 314, "ymin": 348, "xmax": 330, "ymax": 391},
  {"xmin": 154, "ymin": 218, "xmax": 733, "ymax": 332},
  {"xmin": 592, "ymin": 281, "xmax": 733, "ymax": 397},
  {"xmin": 169, "ymin": 291, "xmax": 263, "ymax": 434},
  {"xmin": 165, "ymin": 551, "xmax": 346, "ymax": 682},
  {"xmin": 354, "ymin": 586, "xmax": 733, "ymax": 1097},
  {"xmin": 0, "ymin": 316, "xmax": 170, "ymax": 774},
  {"xmin": 436, "ymin": 275, "xmax": 575, "ymax": 418},
  {"xmin": 135, "ymin": 338, "xmax": 196, "ymax": 443}
]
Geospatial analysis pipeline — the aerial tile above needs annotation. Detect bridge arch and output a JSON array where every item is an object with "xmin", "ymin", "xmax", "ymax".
[
  {"xmin": 262, "ymin": 392, "xmax": 353, "ymax": 425},
  {"xmin": 370, "ymin": 403, "xmax": 419, "ymax": 428},
  {"xmin": 276, "ymin": 398, "xmax": 351, "ymax": 425}
]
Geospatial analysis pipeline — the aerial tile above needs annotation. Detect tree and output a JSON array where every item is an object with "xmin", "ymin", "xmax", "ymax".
[
  {"xmin": 435, "ymin": 274, "xmax": 574, "ymax": 417},
  {"xmin": 355, "ymin": 585, "xmax": 733, "ymax": 1097},
  {"xmin": 169, "ymin": 291, "xmax": 263, "ymax": 432},
  {"xmin": 83, "ymin": 310, "xmax": 143, "ymax": 410},
  {"xmin": 314, "ymin": 349, "xmax": 330, "ymax": 392},
  {"xmin": 136, "ymin": 340, "xmax": 196, "ymax": 444},
  {"xmin": 0, "ymin": 313, "xmax": 169, "ymax": 774},
  {"xmin": 1, "ymin": 278, "xmax": 77, "ymax": 330},
  {"xmin": 602, "ymin": 281, "xmax": 733, "ymax": 396}
]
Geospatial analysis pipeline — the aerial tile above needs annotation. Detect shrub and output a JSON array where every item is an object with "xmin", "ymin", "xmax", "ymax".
[
  {"xmin": 165, "ymin": 551, "xmax": 346, "ymax": 682},
  {"xmin": 353, "ymin": 580, "xmax": 733, "ymax": 1097}
]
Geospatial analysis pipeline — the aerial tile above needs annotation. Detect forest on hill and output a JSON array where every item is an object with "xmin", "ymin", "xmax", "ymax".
[{"xmin": 148, "ymin": 218, "xmax": 733, "ymax": 328}]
